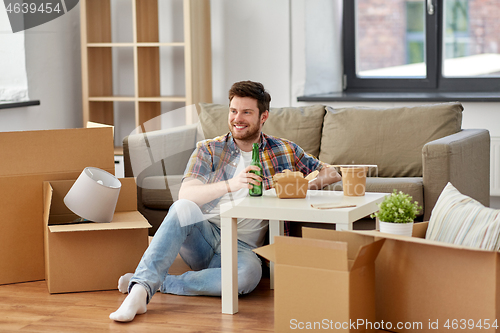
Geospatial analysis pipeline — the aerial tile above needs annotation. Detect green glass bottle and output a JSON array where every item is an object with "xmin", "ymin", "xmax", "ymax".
[{"xmin": 249, "ymin": 143, "xmax": 263, "ymax": 196}]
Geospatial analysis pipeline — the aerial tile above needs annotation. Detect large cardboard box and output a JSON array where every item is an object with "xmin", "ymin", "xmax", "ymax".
[
  {"xmin": 43, "ymin": 178, "xmax": 151, "ymax": 293},
  {"xmin": 0, "ymin": 128, "xmax": 115, "ymax": 285},
  {"xmin": 368, "ymin": 223, "xmax": 500, "ymax": 332},
  {"xmin": 254, "ymin": 228, "xmax": 385, "ymax": 332}
]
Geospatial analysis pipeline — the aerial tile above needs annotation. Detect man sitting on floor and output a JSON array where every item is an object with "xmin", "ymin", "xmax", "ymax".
[{"xmin": 110, "ymin": 80, "xmax": 341, "ymax": 322}]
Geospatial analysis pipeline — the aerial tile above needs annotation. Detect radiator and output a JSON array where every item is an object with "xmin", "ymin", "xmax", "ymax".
[{"xmin": 491, "ymin": 137, "xmax": 500, "ymax": 196}]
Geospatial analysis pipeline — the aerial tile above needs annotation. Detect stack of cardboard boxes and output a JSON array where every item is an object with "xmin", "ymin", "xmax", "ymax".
[
  {"xmin": 0, "ymin": 128, "xmax": 150, "ymax": 293},
  {"xmin": 257, "ymin": 223, "xmax": 500, "ymax": 332}
]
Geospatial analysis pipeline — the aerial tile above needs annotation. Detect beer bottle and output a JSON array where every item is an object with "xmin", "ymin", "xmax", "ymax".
[{"xmin": 249, "ymin": 143, "xmax": 263, "ymax": 196}]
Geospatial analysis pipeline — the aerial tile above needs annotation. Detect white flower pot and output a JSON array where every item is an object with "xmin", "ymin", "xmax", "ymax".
[{"xmin": 379, "ymin": 221, "xmax": 414, "ymax": 237}]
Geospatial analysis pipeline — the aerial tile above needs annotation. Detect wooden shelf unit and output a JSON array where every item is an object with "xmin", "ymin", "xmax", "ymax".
[{"xmin": 80, "ymin": 0, "xmax": 212, "ymax": 147}]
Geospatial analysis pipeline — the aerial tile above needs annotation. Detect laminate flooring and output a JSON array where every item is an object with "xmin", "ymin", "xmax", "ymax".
[{"xmin": 0, "ymin": 255, "xmax": 273, "ymax": 333}]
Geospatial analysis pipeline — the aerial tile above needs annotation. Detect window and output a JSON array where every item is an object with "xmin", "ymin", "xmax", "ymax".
[
  {"xmin": 406, "ymin": 1, "xmax": 425, "ymax": 66},
  {"xmin": 343, "ymin": 0, "xmax": 500, "ymax": 92}
]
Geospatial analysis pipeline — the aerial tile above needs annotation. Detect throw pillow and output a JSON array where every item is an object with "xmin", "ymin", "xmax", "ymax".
[
  {"xmin": 425, "ymin": 182, "xmax": 500, "ymax": 251},
  {"xmin": 197, "ymin": 103, "xmax": 326, "ymax": 157},
  {"xmin": 197, "ymin": 103, "xmax": 230, "ymax": 139},
  {"xmin": 263, "ymin": 105, "xmax": 325, "ymax": 157},
  {"xmin": 319, "ymin": 102, "xmax": 463, "ymax": 177}
]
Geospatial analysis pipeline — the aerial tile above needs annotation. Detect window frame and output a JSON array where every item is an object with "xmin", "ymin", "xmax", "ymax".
[{"xmin": 343, "ymin": 0, "xmax": 500, "ymax": 93}]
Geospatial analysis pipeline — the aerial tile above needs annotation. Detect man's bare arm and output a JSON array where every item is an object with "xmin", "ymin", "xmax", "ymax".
[
  {"xmin": 308, "ymin": 166, "xmax": 341, "ymax": 190},
  {"xmin": 179, "ymin": 165, "xmax": 262, "ymax": 207}
]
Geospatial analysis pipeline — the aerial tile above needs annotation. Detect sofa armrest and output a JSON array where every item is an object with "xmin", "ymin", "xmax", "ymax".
[
  {"xmin": 422, "ymin": 129, "xmax": 490, "ymax": 220},
  {"xmin": 123, "ymin": 123, "xmax": 200, "ymax": 178},
  {"xmin": 123, "ymin": 123, "xmax": 202, "ymax": 235}
]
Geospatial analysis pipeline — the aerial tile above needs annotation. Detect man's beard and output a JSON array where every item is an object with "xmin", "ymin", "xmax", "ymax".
[{"xmin": 229, "ymin": 120, "xmax": 261, "ymax": 142}]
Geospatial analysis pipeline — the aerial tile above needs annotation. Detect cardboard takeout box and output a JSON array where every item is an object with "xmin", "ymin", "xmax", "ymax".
[
  {"xmin": 0, "ymin": 128, "xmax": 115, "ymax": 285},
  {"xmin": 254, "ymin": 227, "xmax": 385, "ymax": 332},
  {"xmin": 43, "ymin": 178, "xmax": 151, "ymax": 293},
  {"xmin": 273, "ymin": 170, "xmax": 309, "ymax": 199}
]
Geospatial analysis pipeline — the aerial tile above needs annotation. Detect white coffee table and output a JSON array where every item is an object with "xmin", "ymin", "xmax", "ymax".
[{"xmin": 220, "ymin": 189, "xmax": 387, "ymax": 314}]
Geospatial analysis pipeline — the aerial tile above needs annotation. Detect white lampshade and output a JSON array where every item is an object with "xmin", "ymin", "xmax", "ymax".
[{"xmin": 64, "ymin": 167, "xmax": 122, "ymax": 223}]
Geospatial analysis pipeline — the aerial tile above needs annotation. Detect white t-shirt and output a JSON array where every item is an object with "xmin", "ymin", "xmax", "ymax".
[{"xmin": 207, "ymin": 149, "xmax": 268, "ymax": 248}]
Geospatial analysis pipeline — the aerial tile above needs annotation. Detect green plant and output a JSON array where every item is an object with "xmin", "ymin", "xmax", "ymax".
[{"xmin": 371, "ymin": 190, "xmax": 422, "ymax": 223}]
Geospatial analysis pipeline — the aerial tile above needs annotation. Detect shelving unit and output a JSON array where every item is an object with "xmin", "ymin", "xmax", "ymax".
[{"xmin": 80, "ymin": 0, "xmax": 212, "ymax": 152}]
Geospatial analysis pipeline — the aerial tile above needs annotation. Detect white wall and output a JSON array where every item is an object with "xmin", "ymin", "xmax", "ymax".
[
  {"xmin": 0, "ymin": 5, "xmax": 82, "ymax": 132},
  {"xmin": 0, "ymin": 6, "xmax": 28, "ymax": 101},
  {"xmin": 210, "ymin": 0, "xmax": 290, "ymax": 106}
]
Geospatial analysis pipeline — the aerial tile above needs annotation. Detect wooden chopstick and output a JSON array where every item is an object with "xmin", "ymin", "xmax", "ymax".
[{"xmin": 310, "ymin": 203, "xmax": 357, "ymax": 210}]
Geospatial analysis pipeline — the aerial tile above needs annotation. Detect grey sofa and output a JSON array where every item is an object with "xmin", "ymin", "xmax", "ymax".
[{"xmin": 123, "ymin": 102, "xmax": 490, "ymax": 235}]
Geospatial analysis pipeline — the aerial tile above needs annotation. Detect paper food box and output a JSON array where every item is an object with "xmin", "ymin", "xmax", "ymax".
[
  {"xmin": 254, "ymin": 227, "xmax": 385, "ymax": 332},
  {"xmin": 0, "ymin": 127, "xmax": 115, "ymax": 285},
  {"xmin": 43, "ymin": 178, "xmax": 151, "ymax": 294},
  {"xmin": 272, "ymin": 170, "xmax": 317, "ymax": 199},
  {"xmin": 367, "ymin": 222, "xmax": 500, "ymax": 332}
]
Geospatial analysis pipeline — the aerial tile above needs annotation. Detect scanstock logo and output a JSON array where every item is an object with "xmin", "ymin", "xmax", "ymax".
[{"xmin": 3, "ymin": 0, "xmax": 79, "ymax": 33}]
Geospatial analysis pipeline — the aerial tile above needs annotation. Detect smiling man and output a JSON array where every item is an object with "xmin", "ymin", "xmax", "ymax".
[{"xmin": 109, "ymin": 81, "xmax": 341, "ymax": 323}]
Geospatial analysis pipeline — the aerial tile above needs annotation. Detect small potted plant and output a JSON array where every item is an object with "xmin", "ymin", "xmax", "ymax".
[{"xmin": 371, "ymin": 189, "xmax": 422, "ymax": 236}]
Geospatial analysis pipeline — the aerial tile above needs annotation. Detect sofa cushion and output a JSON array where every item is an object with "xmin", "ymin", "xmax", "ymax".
[
  {"xmin": 323, "ymin": 177, "xmax": 424, "ymax": 216},
  {"xmin": 263, "ymin": 105, "xmax": 326, "ymax": 157},
  {"xmin": 197, "ymin": 103, "xmax": 229, "ymax": 139},
  {"xmin": 198, "ymin": 103, "xmax": 326, "ymax": 157},
  {"xmin": 141, "ymin": 175, "xmax": 183, "ymax": 210},
  {"xmin": 319, "ymin": 102, "xmax": 463, "ymax": 177},
  {"xmin": 426, "ymin": 182, "xmax": 500, "ymax": 250}
]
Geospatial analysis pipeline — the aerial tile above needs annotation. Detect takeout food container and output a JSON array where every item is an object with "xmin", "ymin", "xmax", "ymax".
[
  {"xmin": 340, "ymin": 166, "xmax": 368, "ymax": 197},
  {"xmin": 273, "ymin": 170, "xmax": 309, "ymax": 199}
]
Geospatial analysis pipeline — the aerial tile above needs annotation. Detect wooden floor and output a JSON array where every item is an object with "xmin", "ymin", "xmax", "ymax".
[{"xmin": 0, "ymin": 256, "xmax": 274, "ymax": 332}]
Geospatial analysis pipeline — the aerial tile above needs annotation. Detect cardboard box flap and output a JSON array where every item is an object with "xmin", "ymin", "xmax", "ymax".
[
  {"xmin": 44, "ymin": 181, "xmax": 75, "ymax": 218},
  {"xmin": 48, "ymin": 212, "xmax": 151, "ymax": 232},
  {"xmin": 256, "ymin": 236, "xmax": 349, "ymax": 271},
  {"xmin": 0, "ymin": 128, "xmax": 115, "ymax": 177},
  {"xmin": 43, "ymin": 181, "xmax": 54, "ymax": 228},
  {"xmin": 252, "ymin": 243, "xmax": 276, "ymax": 262},
  {"xmin": 353, "ymin": 228, "xmax": 495, "ymax": 254},
  {"xmin": 114, "ymin": 177, "xmax": 138, "ymax": 211},
  {"xmin": 412, "ymin": 221, "xmax": 429, "ymax": 238},
  {"xmin": 350, "ymin": 238, "xmax": 385, "ymax": 271},
  {"xmin": 302, "ymin": 227, "xmax": 376, "ymax": 261}
]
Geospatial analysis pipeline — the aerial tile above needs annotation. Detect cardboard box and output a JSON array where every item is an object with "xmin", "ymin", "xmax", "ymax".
[
  {"xmin": 273, "ymin": 170, "xmax": 309, "ymax": 199},
  {"xmin": 254, "ymin": 228, "xmax": 385, "ymax": 332},
  {"xmin": 366, "ymin": 223, "xmax": 500, "ymax": 332},
  {"xmin": 43, "ymin": 178, "xmax": 151, "ymax": 293},
  {"xmin": 0, "ymin": 128, "xmax": 115, "ymax": 285}
]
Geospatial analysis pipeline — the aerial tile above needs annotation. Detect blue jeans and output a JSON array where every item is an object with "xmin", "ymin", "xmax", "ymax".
[{"xmin": 129, "ymin": 199, "xmax": 263, "ymax": 303}]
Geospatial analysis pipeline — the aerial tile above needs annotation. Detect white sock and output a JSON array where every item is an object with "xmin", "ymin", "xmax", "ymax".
[
  {"xmin": 109, "ymin": 284, "xmax": 148, "ymax": 322},
  {"xmin": 118, "ymin": 273, "xmax": 134, "ymax": 294}
]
